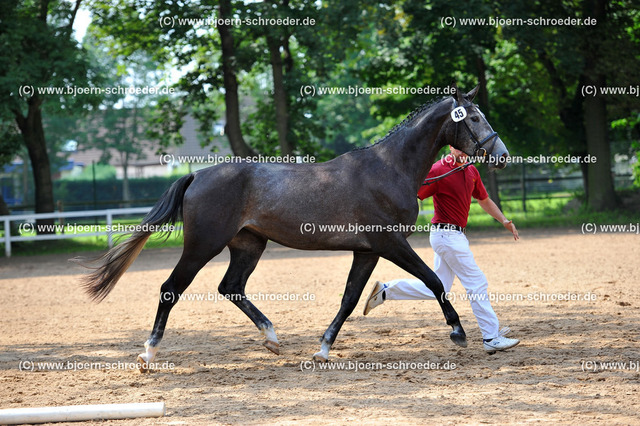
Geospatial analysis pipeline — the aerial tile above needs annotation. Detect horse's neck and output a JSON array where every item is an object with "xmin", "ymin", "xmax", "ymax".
[{"xmin": 376, "ymin": 99, "xmax": 452, "ymax": 190}]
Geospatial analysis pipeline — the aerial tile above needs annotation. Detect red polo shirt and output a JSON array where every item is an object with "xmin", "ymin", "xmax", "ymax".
[{"xmin": 417, "ymin": 154, "xmax": 489, "ymax": 228}]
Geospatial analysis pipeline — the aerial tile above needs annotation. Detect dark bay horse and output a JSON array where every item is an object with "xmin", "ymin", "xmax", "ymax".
[{"xmin": 78, "ymin": 85, "xmax": 509, "ymax": 368}]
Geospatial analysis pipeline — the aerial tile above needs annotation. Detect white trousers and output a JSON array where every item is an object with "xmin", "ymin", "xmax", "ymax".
[{"xmin": 383, "ymin": 229, "xmax": 500, "ymax": 340}]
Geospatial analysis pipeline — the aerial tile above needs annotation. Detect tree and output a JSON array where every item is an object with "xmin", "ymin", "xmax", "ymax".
[
  {"xmin": 217, "ymin": 0, "xmax": 256, "ymax": 156},
  {"xmin": 502, "ymin": 0, "xmax": 640, "ymax": 210},
  {"xmin": 0, "ymin": 0, "xmax": 104, "ymax": 232},
  {"xmin": 89, "ymin": 0, "xmax": 378, "ymax": 160},
  {"xmin": 353, "ymin": 0, "xmax": 639, "ymax": 211},
  {"xmin": 353, "ymin": 0, "xmax": 510, "ymax": 205}
]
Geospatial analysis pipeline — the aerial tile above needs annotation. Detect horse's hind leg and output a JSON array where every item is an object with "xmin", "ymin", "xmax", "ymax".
[
  {"xmin": 137, "ymin": 246, "xmax": 222, "ymax": 371},
  {"xmin": 382, "ymin": 237, "xmax": 467, "ymax": 348},
  {"xmin": 219, "ymin": 229, "xmax": 280, "ymax": 354},
  {"xmin": 314, "ymin": 252, "xmax": 379, "ymax": 362}
]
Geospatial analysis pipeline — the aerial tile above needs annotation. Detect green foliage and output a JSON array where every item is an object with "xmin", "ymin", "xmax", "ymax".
[
  {"xmin": 612, "ymin": 113, "xmax": 640, "ymax": 188},
  {"xmin": 54, "ymin": 175, "xmax": 178, "ymax": 206},
  {"xmin": 3, "ymin": 0, "xmax": 639, "ymax": 215},
  {"xmin": 0, "ymin": 118, "xmax": 22, "ymax": 166},
  {"xmin": 634, "ymin": 146, "xmax": 640, "ymax": 188},
  {"xmin": 86, "ymin": 0, "xmax": 399, "ymax": 158},
  {"xmin": 0, "ymin": 0, "xmax": 109, "ymax": 212},
  {"xmin": 147, "ymin": 96, "xmax": 186, "ymax": 152},
  {"xmin": 0, "ymin": 1, "xmax": 105, "ymax": 121}
]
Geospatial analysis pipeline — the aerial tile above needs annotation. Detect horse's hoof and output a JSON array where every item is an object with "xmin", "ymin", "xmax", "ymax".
[
  {"xmin": 450, "ymin": 331, "xmax": 468, "ymax": 348},
  {"xmin": 137, "ymin": 355, "xmax": 150, "ymax": 373},
  {"xmin": 263, "ymin": 340, "xmax": 280, "ymax": 355},
  {"xmin": 312, "ymin": 352, "xmax": 328, "ymax": 363}
]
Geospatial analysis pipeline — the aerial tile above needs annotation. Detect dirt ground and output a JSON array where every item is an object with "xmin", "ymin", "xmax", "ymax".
[{"xmin": 1, "ymin": 228, "xmax": 639, "ymax": 425}]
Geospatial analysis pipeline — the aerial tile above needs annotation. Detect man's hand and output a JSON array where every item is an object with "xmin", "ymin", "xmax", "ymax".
[
  {"xmin": 478, "ymin": 197, "xmax": 520, "ymax": 241},
  {"xmin": 502, "ymin": 219, "xmax": 519, "ymax": 240}
]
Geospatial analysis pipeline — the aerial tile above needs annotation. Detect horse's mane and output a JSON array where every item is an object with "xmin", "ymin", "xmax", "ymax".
[{"xmin": 352, "ymin": 96, "xmax": 449, "ymax": 152}]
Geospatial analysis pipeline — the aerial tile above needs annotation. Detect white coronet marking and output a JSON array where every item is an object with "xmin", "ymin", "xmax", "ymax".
[
  {"xmin": 312, "ymin": 340, "xmax": 331, "ymax": 361},
  {"xmin": 138, "ymin": 340, "xmax": 159, "ymax": 364},
  {"xmin": 259, "ymin": 325, "xmax": 279, "ymax": 345}
]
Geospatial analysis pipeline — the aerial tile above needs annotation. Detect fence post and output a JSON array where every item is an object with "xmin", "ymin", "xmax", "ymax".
[
  {"xmin": 4, "ymin": 217, "xmax": 10, "ymax": 257},
  {"xmin": 521, "ymin": 163, "xmax": 527, "ymax": 213},
  {"xmin": 107, "ymin": 211, "xmax": 113, "ymax": 248}
]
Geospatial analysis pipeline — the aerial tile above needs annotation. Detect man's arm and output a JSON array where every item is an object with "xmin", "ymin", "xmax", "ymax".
[
  {"xmin": 417, "ymin": 176, "xmax": 438, "ymax": 200},
  {"xmin": 477, "ymin": 197, "xmax": 519, "ymax": 240}
]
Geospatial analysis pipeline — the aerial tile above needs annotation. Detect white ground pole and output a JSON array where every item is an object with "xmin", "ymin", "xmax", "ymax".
[{"xmin": 0, "ymin": 402, "xmax": 165, "ymax": 424}]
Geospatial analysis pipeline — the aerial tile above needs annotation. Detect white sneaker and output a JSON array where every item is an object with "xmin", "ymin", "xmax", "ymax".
[
  {"xmin": 363, "ymin": 281, "xmax": 387, "ymax": 315},
  {"xmin": 483, "ymin": 334, "xmax": 520, "ymax": 354}
]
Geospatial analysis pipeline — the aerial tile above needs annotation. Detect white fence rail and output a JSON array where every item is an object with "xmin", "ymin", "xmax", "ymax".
[{"xmin": 0, "ymin": 207, "xmax": 152, "ymax": 257}]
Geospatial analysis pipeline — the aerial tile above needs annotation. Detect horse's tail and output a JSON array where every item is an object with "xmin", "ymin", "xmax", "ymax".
[{"xmin": 74, "ymin": 173, "xmax": 195, "ymax": 302}]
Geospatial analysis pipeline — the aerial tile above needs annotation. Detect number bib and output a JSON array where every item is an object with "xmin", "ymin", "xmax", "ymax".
[{"xmin": 451, "ymin": 106, "xmax": 467, "ymax": 122}]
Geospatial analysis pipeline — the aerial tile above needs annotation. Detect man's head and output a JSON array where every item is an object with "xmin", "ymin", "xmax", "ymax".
[{"xmin": 449, "ymin": 146, "xmax": 468, "ymax": 165}]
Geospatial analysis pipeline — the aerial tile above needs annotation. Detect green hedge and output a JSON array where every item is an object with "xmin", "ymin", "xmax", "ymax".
[{"xmin": 54, "ymin": 176, "xmax": 181, "ymax": 209}]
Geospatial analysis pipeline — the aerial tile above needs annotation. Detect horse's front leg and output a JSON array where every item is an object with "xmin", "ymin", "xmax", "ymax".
[{"xmin": 314, "ymin": 252, "xmax": 379, "ymax": 362}]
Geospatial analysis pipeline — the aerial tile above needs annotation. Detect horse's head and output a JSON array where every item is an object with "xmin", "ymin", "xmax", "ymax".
[{"xmin": 444, "ymin": 84, "xmax": 509, "ymax": 170}]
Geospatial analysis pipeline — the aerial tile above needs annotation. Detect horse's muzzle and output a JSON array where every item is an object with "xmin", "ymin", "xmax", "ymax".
[{"xmin": 487, "ymin": 137, "xmax": 509, "ymax": 170}]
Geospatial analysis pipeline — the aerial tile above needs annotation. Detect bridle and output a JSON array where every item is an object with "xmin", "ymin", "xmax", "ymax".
[
  {"xmin": 422, "ymin": 99, "xmax": 499, "ymax": 187},
  {"xmin": 452, "ymin": 99, "xmax": 499, "ymax": 158}
]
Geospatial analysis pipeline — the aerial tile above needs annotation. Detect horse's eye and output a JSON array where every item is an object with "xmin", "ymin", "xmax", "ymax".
[{"xmin": 471, "ymin": 116, "xmax": 480, "ymax": 123}]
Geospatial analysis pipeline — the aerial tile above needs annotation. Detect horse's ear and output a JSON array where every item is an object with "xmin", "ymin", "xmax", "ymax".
[
  {"xmin": 466, "ymin": 85, "xmax": 480, "ymax": 102},
  {"xmin": 450, "ymin": 81, "xmax": 463, "ymax": 103}
]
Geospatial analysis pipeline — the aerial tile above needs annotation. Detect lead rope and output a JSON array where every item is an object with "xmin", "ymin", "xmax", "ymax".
[{"xmin": 422, "ymin": 161, "xmax": 472, "ymax": 186}]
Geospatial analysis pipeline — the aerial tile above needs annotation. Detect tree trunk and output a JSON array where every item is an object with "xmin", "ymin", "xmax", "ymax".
[
  {"xmin": 563, "ymin": 91, "xmax": 587, "ymax": 201},
  {"xmin": 15, "ymin": 96, "xmax": 55, "ymax": 234},
  {"xmin": 218, "ymin": 0, "xmax": 255, "ymax": 157},
  {"xmin": 0, "ymin": 194, "xmax": 10, "ymax": 216},
  {"xmin": 582, "ymin": 0, "xmax": 618, "ymax": 211},
  {"xmin": 476, "ymin": 55, "xmax": 502, "ymax": 210},
  {"xmin": 583, "ymin": 74, "xmax": 618, "ymax": 210},
  {"xmin": 538, "ymin": 48, "xmax": 588, "ymax": 203},
  {"xmin": 267, "ymin": 34, "xmax": 293, "ymax": 155},
  {"xmin": 579, "ymin": 160, "xmax": 588, "ymax": 203},
  {"xmin": 0, "ymin": 194, "xmax": 20, "ymax": 238}
]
